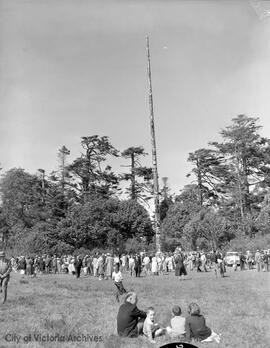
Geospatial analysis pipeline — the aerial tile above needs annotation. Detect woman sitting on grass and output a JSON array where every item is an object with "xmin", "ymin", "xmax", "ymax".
[{"xmin": 185, "ymin": 303, "xmax": 221, "ymax": 343}]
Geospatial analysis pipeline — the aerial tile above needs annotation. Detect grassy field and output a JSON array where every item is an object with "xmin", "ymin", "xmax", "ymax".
[{"xmin": 0, "ymin": 267, "xmax": 269, "ymax": 348}]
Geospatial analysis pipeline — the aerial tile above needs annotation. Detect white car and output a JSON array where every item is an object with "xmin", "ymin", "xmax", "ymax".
[{"xmin": 225, "ymin": 252, "xmax": 240, "ymax": 266}]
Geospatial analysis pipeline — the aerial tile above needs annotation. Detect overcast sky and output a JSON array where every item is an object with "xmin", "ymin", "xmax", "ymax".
[{"xmin": 1, "ymin": 0, "xmax": 270, "ymax": 197}]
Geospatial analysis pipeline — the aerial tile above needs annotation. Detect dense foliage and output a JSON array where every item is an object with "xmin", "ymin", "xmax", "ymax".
[
  {"xmin": 1, "ymin": 116, "xmax": 270, "ymax": 254},
  {"xmin": 162, "ymin": 115, "xmax": 270, "ymax": 251}
]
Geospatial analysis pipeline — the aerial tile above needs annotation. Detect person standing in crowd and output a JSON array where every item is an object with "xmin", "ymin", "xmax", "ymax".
[
  {"xmin": 39, "ymin": 256, "xmax": 45, "ymax": 275},
  {"xmin": 219, "ymin": 250, "xmax": 226, "ymax": 277},
  {"xmin": 174, "ymin": 251, "xmax": 187, "ymax": 279},
  {"xmin": 117, "ymin": 292, "xmax": 146, "ymax": 337},
  {"xmin": 191, "ymin": 252, "xmax": 196, "ymax": 270},
  {"xmin": 142, "ymin": 254, "xmax": 151, "ymax": 276},
  {"xmin": 10, "ymin": 256, "xmax": 17, "ymax": 272},
  {"xmin": 62, "ymin": 257, "xmax": 69, "ymax": 274},
  {"xmin": 93, "ymin": 253, "xmax": 99, "ymax": 277},
  {"xmin": 25, "ymin": 256, "xmax": 32, "ymax": 276},
  {"xmin": 262, "ymin": 250, "xmax": 269, "ymax": 272},
  {"xmin": 213, "ymin": 250, "xmax": 224, "ymax": 277},
  {"xmin": 134, "ymin": 254, "xmax": 142, "ymax": 277},
  {"xmin": 200, "ymin": 252, "xmax": 208, "ymax": 272},
  {"xmin": 0, "ymin": 251, "xmax": 12, "ymax": 304},
  {"xmin": 97, "ymin": 254, "xmax": 105, "ymax": 280},
  {"xmin": 120, "ymin": 254, "xmax": 127, "ymax": 272},
  {"xmin": 18, "ymin": 256, "xmax": 26, "ymax": 275},
  {"xmin": 239, "ymin": 252, "xmax": 246, "ymax": 271},
  {"xmin": 162, "ymin": 254, "xmax": 167, "ymax": 275},
  {"xmin": 105, "ymin": 253, "xmax": 114, "ymax": 279},
  {"xmin": 129, "ymin": 254, "xmax": 135, "ymax": 276},
  {"xmin": 168, "ymin": 253, "xmax": 174, "ymax": 272},
  {"xmin": 68, "ymin": 256, "xmax": 76, "ymax": 275},
  {"xmin": 157, "ymin": 253, "xmax": 164, "ymax": 275},
  {"xmin": 255, "ymin": 250, "xmax": 261, "ymax": 272},
  {"xmin": 114, "ymin": 254, "xmax": 120, "ymax": 269},
  {"xmin": 87, "ymin": 254, "xmax": 93, "ymax": 275},
  {"xmin": 45, "ymin": 255, "xmax": 51, "ymax": 274},
  {"xmin": 195, "ymin": 252, "xmax": 202, "ymax": 272},
  {"xmin": 151, "ymin": 254, "xmax": 158, "ymax": 275},
  {"xmin": 74, "ymin": 255, "xmax": 83, "ymax": 278},
  {"xmin": 246, "ymin": 250, "xmax": 253, "ymax": 270},
  {"xmin": 165, "ymin": 254, "xmax": 170, "ymax": 272},
  {"xmin": 56, "ymin": 257, "xmax": 62, "ymax": 274},
  {"xmin": 52, "ymin": 255, "xmax": 57, "ymax": 274},
  {"xmin": 82, "ymin": 256, "xmax": 88, "ymax": 276}
]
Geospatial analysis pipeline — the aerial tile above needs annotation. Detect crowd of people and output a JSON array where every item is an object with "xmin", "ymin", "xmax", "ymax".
[
  {"xmin": 9, "ymin": 248, "xmax": 270, "ymax": 279},
  {"xmin": 117, "ymin": 291, "xmax": 221, "ymax": 344}
]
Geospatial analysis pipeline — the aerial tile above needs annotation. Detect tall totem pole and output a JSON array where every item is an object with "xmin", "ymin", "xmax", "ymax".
[{"xmin": 146, "ymin": 35, "xmax": 161, "ymax": 253}]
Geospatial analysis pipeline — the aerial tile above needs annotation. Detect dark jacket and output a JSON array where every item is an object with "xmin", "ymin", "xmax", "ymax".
[
  {"xmin": 185, "ymin": 314, "xmax": 211, "ymax": 341},
  {"xmin": 174, "ymin": 254, "xmax": 186, "ymax": 276},
  {"xmin": 117, "ymin": 302, "xmax": 146, "ymax": 337}
]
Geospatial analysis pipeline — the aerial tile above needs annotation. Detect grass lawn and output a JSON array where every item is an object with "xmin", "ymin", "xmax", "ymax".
[{"xmin": 0, "ymin": 267, "xmax": 269, "ymax": 348}]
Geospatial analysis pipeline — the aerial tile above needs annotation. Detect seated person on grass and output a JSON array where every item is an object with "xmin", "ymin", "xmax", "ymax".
[
  {"xmin": 143, "ymin": 307, "xmax": 167, "ymax": 344},
  {"xmin": 185, "ymin": 303, "xmax": 221, "ymax": 343},
  {"xmin": 117, "ymin": 292, "xmax": 146, "ymax": 338},
  {"xmin": 166, "ymin": 305, "xmax": 186, "ymax": 339}
]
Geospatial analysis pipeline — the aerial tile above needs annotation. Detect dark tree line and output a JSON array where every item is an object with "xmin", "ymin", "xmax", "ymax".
[
  {"xmin": 0, "ymin": 136, "xmax": 154, "ymax": 255},
  {"xmin": 1, "ymin": 115, "xmax": 270, "ymax": 255}
]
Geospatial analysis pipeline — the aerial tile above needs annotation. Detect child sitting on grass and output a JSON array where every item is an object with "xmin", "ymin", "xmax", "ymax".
[
  {"xmin": 185, "ymin": 303, "xmax": 221, "ymax": 343},
  {"xmin": 112, "ymin": 264, "xmax": 126, "ymax": 302},
  {"xmin": 166, "ymin": 305, "xmax": 186, "ymax": 339},
  {"xmin": 143, "ymin": 307, "xmax": 167, "ymax": 344}
]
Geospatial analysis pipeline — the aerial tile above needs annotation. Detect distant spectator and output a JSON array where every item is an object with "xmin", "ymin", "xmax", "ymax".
[
  {"xmin": 255, "ymin": 250, "xmax": 261, "ymax": 272},
  {"xmin": 134, "ymin": 254, "xmax": 142, "ymax": 277},
  {"xmin": 74, "ymin": 256, "xmax": 82, "ymax": 278},
  {"xmin": 240, "ymin": 252, "xmax": 246, "ymax": 271}
]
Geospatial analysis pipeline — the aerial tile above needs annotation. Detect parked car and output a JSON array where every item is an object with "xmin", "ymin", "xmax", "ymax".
[{"xmin": 224, "ymin": 251, "xmax": 240, "ymax": 266}]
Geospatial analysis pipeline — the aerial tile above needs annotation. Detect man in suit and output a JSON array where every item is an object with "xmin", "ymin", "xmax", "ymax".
[
  {"xmin": 0, "ymin": 251, "xmax": 12, "ymax": 304},
  {"xmin": 117, "ymin": 292, "xmax": 146, "ymax": 337}
]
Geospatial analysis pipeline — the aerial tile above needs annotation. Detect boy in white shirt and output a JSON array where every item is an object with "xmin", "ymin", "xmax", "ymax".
[
  {"xmin": 112, "ymin": 265, "xmax": 126, "ymax": 302},
  {"xmin": 166, "ymin": 305, "xmax": 186, "ymax": 339},
  {"xmin": 143, "ymin": 307, "xmax": 166, "ymax": 343}
]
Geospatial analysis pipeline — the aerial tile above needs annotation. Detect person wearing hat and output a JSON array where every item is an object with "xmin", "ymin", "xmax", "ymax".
[{"xmin": 0, "ymin": 251, "xmax": 12, "ymax": 304}]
